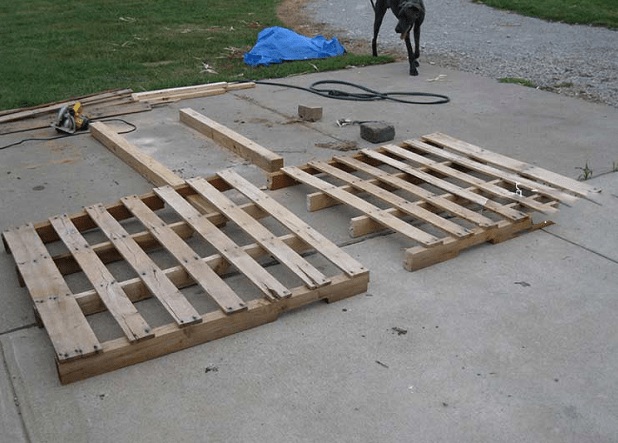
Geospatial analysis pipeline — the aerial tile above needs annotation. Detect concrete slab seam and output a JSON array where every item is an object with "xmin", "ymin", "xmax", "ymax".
[
  {"xmin": 234, "ymin": 93, "xmax": 349, "ymax": 142},
  {"xmin": 541, "ymin": 229, "xmax": 618, "ymax": 265},
  {"xmin": 1, "ymin": 323, "xmax": 39, "ymax": 338},
  {"xmin": 0, "ymin": 340, "xmax": 32, "ymax": 443}
]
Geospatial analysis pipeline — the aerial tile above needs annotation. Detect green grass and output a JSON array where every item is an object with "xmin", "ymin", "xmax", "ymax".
[
  {"xmin": 499, "ymin": 77, "xmax": 536, "ymax": 87},
  {"xmin": 0, "ymin": 0, "xmax": 391, "ymax": 111},
  {"xmin": 472, "ymin": 0, "xmax": 618, "ymax": 28}
]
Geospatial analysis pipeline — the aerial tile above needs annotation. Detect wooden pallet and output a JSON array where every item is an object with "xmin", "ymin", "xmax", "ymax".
[
  {"xmin": 268, "ymin": 132, "xmax": 601, "ymax": 271},
  {"xmin": 2, "ymin": 171, "xmax": 368, "ymax": 384}
]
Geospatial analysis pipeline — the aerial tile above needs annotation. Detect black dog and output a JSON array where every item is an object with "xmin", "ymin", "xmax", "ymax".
[{"xmin": 371, "ymin": 0, "xmax": 425, "ymax": 76}]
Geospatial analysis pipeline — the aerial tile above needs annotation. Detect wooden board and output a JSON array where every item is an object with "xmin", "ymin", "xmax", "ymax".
[
  {"xmin": 2, "ymin": 174, "xmax": 368, "ymax": 384},
  {"xmin": 91, "ymin": 122, "xmax": 185, "ymax": 187},
  {"xmin": 180, "ymin": 108, "xmax": 284, "ymax": 172},
  {"xmin": 269, "ymin": 133, "xmax": 587, "ymax": 270},
  {"xmin": 131, "ymin": 82, "xmax": 255, "ymax": 102}
]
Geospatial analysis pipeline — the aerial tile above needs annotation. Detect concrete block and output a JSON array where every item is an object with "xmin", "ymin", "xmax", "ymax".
[
  {"xmin": 298, "ymin": 105, "xmax": 323, "ymax": 122},
  {"xmin": 360, "ymin": 121, "xmax": 395, "ymax": 143}
]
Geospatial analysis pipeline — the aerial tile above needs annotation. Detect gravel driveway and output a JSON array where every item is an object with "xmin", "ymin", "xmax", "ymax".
[{"xmin": 300, "ymin": 0, "xmax": 618, "ymax": 108}]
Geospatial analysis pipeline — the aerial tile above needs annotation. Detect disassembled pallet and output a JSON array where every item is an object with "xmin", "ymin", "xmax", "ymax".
[
  {"xmin": 268, "ymin": 132, "xmax": 601, "ymax": 271},
  {"xmin": 2, "ymin": 171, "xmax": 368, "ymax": 384}
]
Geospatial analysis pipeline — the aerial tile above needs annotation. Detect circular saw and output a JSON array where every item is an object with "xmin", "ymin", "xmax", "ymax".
[{"xmin": 51, "ymin": 102, "xmax": 89, "ymax": 134}]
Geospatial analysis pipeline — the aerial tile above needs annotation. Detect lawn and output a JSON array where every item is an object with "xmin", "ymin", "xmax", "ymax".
[
  {"xmin": 473, "ymin": 0, "xmax": 618, "ymax": 28},
  {"xmin": 0, "ymin": 0, "xmax": 390, "ymax": 111}
]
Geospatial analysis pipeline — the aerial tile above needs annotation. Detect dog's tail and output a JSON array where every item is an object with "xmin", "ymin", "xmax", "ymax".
[{"xmin": 370, "ymin": 0, "xmax": 376, "ymax": 11}]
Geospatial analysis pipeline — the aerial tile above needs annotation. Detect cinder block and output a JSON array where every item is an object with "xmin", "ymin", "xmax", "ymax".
[
  {"xmin": 360, "ymin": 122, "xmax": 395, "ymax": 143},
  {"xmin": 298, "ymin": 105, "xmax": 323, "ymax": 122}
]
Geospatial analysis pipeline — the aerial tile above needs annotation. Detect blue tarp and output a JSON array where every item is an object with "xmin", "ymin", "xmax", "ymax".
[{"xmin": 244, "ymin": 27, "xmax": 346, "ymax": 67}]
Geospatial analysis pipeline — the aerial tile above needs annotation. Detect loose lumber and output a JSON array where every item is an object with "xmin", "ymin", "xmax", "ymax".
[
  {"xmin": 179, "ymin": 108, "xmax": 284, "ymax": 172},
  {"xmin": 270, "ymin": 133, "xmax": 588, "ymax": 270},
  {"xmin": 3, "ymin": 174, "xmax": 368, "ymax": 384},
  {"xmin": 132, "ymin": 81, "xmax": 255, "ymax": 103}
]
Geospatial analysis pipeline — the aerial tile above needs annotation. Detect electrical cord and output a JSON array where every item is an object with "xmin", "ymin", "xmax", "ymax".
[
  {"xmin": 0, "ymin": 118, "xmax": 137, "ymax": 151},
  {"xmin": 253, "ymin": 79, "xmax": 450, "ymax": 105}
]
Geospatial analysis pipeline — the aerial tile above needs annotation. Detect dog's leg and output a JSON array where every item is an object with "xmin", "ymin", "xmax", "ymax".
[
  {"xmin": 372, "ymin": 0, "xmax": 388, "ymax": 57},
  {"xmin": 413, "ymin": 21, "xmax": 421, "ymax": 67},
  {"xmin": 404, "ymin": 34, "xmax": 418, "ymax": 76}
]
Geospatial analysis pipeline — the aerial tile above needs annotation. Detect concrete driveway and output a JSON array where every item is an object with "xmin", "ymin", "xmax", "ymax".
[{"xmin": 1, "ymin": 61, "xmax": 617, "ymax": 442}]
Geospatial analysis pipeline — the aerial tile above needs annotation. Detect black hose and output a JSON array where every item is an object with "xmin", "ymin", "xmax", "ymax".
[
  {"xmin": 0, "ymin": 118, "xmax": 137, "ymax": 151},
  {"xmin": 253, "ymin": 79, "xmax": 450, "ymax": 105}
]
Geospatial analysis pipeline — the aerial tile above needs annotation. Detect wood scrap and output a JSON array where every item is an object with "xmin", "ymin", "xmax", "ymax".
[
  {"xmin": 179, "ymin": 107, "xmax": 283, "ymax": 172},
  {"xmin": 132, "ymin": 82, "xmax": 255, "ymax": 104}
]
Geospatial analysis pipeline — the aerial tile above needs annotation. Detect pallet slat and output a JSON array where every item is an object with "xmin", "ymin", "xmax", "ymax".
[
  {"xmin": 187, "ymin": 177, "xmax": 331, "ymax": 289},
  {"xmin": 2, "ymin": 224, "xmax": 101, "ymax": 361},
  {"xmin": 85, "ymin": 203, "xmax": 202, "ymax": 327},
  {"xmin": 332, "ymin": 156, "xmax": 497, "ymax": 227},
  {"xmin": 281, "ymin": 166, "xmax": 444, "ymax": 247},
  {"xmin": 307, "ymin": 160, "xmax": 473, "ymax": 238},
  {"xmin": 381, "ymin": 144, "xmax": 557, "ymax": 214},
  {"xmin": 49, "ymin": 214, "xmax": 154, "ymax": 342},
  {"xmin": 403, "ymin": 139, "xmax": 578, "ymax": 204},
  {"xmin": 120, "ymin": 195, "xmax": 247, "ymax": 314},
  {"xmin": 154, "ymin": 186, "xmax": 292, "ymax": 300},
  {"xmin": 362, "ymin": 149, "xmax": 528, "ymax": 221},
  {"xmin": 422, "ymin": 132, "xmax": 601, "ymax": 197},
  {"xmin": 216, "ymin": 169, "xmax": 368, "ymax": 278}
]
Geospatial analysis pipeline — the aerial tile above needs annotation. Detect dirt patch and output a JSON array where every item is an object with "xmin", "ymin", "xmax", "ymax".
[{"xmin": 314, "ymin": 140, "xmax": 358, "ymax": 151}]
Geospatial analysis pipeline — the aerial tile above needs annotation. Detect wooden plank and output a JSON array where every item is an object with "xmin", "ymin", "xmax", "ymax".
[
  {"xmin": 362, "ymin": 149, "xmax": 528, "ymax": 221},
  {"xmin": 403, "ymin": 139, "xmax": 578, "ymax": 204},
  {"xmin": 0, "ymin": 89, "xmax": 133, "ymax": 124},
  {"xmin": 0, "ymin": 88, "xmax": 132, "ymax": 117},
  {"xmin": 132, "ymin": 82, "xmax": 228, "ymax": 101},
  {"xmin": 121, "ymin": 195, "xmax": 247, "ymax": 314},
  {"xmin": 85, "ymin": 203, "xmax": 202, "ymax": 327},
  {"xmin": 422, "ymin": 132, "xmax": 601, "ymax": 197},
  {"xmin": 49, "ymin": 214, "xmax": 154, "ymax": 342},
  {"xmin": 216, "ymin": 169, "xmax": 368, "ymax": 277},
  {"xmin": 90, "ymin": 122, "xmax": 217, "ymax": 214},
  {"xmin": 132, "ymin": 83, "xmax": 255, "ymax": 103},
  {"xmin": 382, "ymin": 144, "xmax": 558, "ymax": 214},
  {"xmin": 281, "ymin": 166, "xmax": 443, "ymax": 247},
  {"xmin": 138, "ymin": 89, "xmax": 226, "ymax": 105},
  {"xmin": 90, "ymin": 122, "xmax": 185, "ymax": 187},
  {"xmin": 332, "ymin": 156, "xmax": 497, "ymax": 227},
  {"xmin": 2, "ymin": 224, "xmax": 101, "ymax": 361},
  {"xmin": 154, "ymin": 186, "xmax": 291, "ymax": 300},
  {"xmin": 57, "ymin": 272, "xmax": 369, "ymax": 384},
  {"xmin": 186, "ymin": 177, "xmax": 331, "ymax": 289},
  {"xmin": 179, "ymin": 108, "xmax": 284, "ymax": 172},
  {"xmin": 307, "ymin": 161, "xmax": 473, "ymax": 238}
]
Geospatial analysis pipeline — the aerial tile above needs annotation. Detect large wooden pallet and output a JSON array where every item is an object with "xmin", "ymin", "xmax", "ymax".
[
  {"xmin": 268, "ymin": 133, "xmax": 601, "ymax": 271},
  {"xmin": 2, "ymin": 171, "xmax": 368, "ymax": 384}
]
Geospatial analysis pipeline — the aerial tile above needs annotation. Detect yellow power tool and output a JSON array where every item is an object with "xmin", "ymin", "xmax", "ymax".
[{"xmin": 51, "ymin": 102, "xmax": 90, "ymax": 134}]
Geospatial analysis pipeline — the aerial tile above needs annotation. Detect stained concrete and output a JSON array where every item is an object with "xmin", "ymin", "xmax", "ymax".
[{"xmin": 1, "ymin": 62, "xmax": 617, "ymax": 442}]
